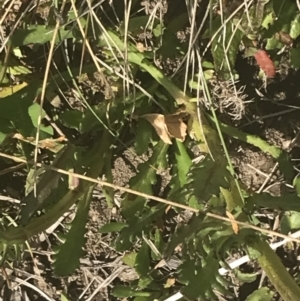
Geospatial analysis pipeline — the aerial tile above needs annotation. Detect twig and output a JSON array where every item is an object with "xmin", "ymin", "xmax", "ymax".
[{"xmin": 0, "ymin": 151, "xmax": 300, "ymax": 243}]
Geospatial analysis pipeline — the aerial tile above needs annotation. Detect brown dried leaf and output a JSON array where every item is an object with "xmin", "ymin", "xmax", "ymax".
[
  {"xmin": 164, "ymin": 278, "xmax": 176, "ymax": 288},
  {"xmin": 142, "ymin": 113, "xmax": 172, "ymax": 144},
  {"xmin": 165, "ymin": 112, "xmax": 187, "ymax": 142},
  {"xmin": 275, "ymin": 31, "xmax": 293, "ymax": 46},
  {"xmin": 13, "ymin": 134, "xmax": 65, "ymax": 152},
  {"xmin": 141, "ymin": 112, "xmax": 187, "ymax": 144},
  {"xmin": 226, "ymin": 211, "xmax": 239, "ymax": 234},
  {"xmin": 136, "ymin": 42, "xmax": 147, "ymax": 52}
]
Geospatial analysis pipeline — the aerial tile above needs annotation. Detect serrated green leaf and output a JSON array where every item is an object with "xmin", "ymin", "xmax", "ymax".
[
  {"xmin": 245, "ymin": 287, "xmax": 273, "ymax": 301},
  {"xmin": 116, "ymin": 206, "xmax": 165, "ymax": 251},
  {"xmin": 112, "ymin": 286, "xmax": 151, "ymax": 298},
  {"xmin": 135, "ymin": 119, "xmax": 153, "ymax": 155},
  {"xmin": 164, "ymin": 214, "xmax": 204, "ymax": 258},
  {"xmin": 186, "ymin": 156, "xmax": 230, "ymax": 202},
  {"xmin": 167, "ymin": 142, "xmax": 200, "ymax": 207},
  {"xmin": 211, "ymin": 19, "xmax": 244, "ymax": 80},
  {"xmin": 122, "ymin": 252, "xmax": 137, "ymax": 267},
  {"xmin": 99, "ymin": 222, "xmax": 126, "ymax": 233},
  {"xmin": 54, "ymin": 186, "xmax": 93, "ymax": 276},
  {"xmin": 121, "ymin": 141, "xmax": 168, "ymax": 219},
  {"xmin": 179, "ymin": 256, "xmax": 229, "ymax": 299},
  {"xmin": 247, "ymin": 193, "xmax": 300, "ymax": 211},
  {"xmin": 169, "ymin": 140, "xmax": 192, "ymax": 190}
]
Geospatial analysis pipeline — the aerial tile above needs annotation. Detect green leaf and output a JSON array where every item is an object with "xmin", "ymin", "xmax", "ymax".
[
  {"xmin": 164, "ymin": 214, "xmax": 204, "ymax": 258},
  {"xmin": 103, "ymin": 150, "xmax": 114, "ymax": 208},
  {"xmin": 11, "ymin": 25, "xmax": 73, "ymax": 47},
  {"xmin": 265, "ymin": 35, "xmax": 283, "ymax": 50},
  {"xmin": 293, "ymin": 175, "xmax": 300, "ymax": 197},
  {"xmin": 112, "ymin": 286, "xmax": 151, "ymax": 298},
  {"xmin": 60, "ymin": 110, "xmax": 83, "ymax": 131},
  {"xmin": 169, "ymin": 140, "xmax": 192, "ymax": 192},
  {"xmin": 138, "ymin": 277, "xmax": 154, "ymax": 289},
  {"xmin": 0, "ymin": 86, "xmax": 36, "ymax": 137},
  {"xmin": 0, "ymin": 119, "xmax": 13, "ymax": 144},
  {"xmin": 277, "ymin": 151, "xmax": 294, "ymax": 183},
  {"xmin": 121, "ymin": 141, "xmax": 169, "ymax": 219},
  {"xmin": 245, "ymin": 287, "xmax": 273, "ymax": 301},
  {"xmin": 235, "ymin": 270, "xmax": 258, "ymax": 283},
  {"xmin": 179, "ymin": 256, "xmax": 229, "ymax": 299},
  {"xmin": 186, "ymin": 156, "xmax": 230, "ymax": 202},
  {"xmin": 99, "ymin": 222, "xmax": 126, "ymax": 233},
  {"xmin": 151, "ymin": 229, "xmax": 164, "ymax": 260},
  {"xmin": 290, "ymin": 14, "xmax": 300, "ymax": 39},
  {"xmin": 211, "ymin": 19, "xmax": 244, "ymax": 80},
  {"xmin": 28, "ymin": 103, "xmax": 53, "ymax": 135},
  {"xmin": 281, "ymin": 211, "xmax": 300, "ymax": 234},
  {"xmin": 122, "ymin": 252, "xmax": 137, "ymax": 267},
  {"xmin": 247, "ymin": 193, "xmax": 300, "ymax": 211},
  {"xmin": 168, "ymin": 140, "xmax": 199, "ymax": 207},
  {"xmin": 291, "ymin": 48, "xmax": 300, "ymax": 69},
  {"xmin": 60, "ymin": 292, "xmax": 69, "ymax": 301},
  {"xmin": 264, "ymin": 0, "xmax": 297, "ymax": 38},
  {"xmin": 116, "ymin": 206, "xmax": 165, "ymax": 251},
  {"xmin": 54, "ymin": 186, "xmax": 93, "ymax": 276},
  {"xmin": 20, "ymin": 146, "xmax": 76, "ymax": 225},
  {"xmin": 120, "ymin": 16, "xmax": 160, "ymax": 36},
  {"xmin": 135, "ymin": 242, "xmax": 151, "ymax": 277},
  {"xmin": 135, "ymin": 119, "xmax": 152, "ymax": 155}
]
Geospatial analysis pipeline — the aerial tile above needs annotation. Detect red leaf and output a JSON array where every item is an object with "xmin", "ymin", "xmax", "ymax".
[{"xmin": 254, "ymin": 50, "xmax": 276, "ymax": 78}]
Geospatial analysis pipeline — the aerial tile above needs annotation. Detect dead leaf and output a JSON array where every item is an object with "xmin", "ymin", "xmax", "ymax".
[
  {"xmin": 13, "ymin": 134, "xmax": 65, "ymax": 153},
  {"xmin": 164, "ymin": 278, "xmax": 176, "ymax": 288},
  {"xmin": 165, "ymin": 113, "xmax": 187, "ymax": 141},
  {"xmin": 154, "ymin": 259, "xmax": 167, "ymax": 269},
  {"xmin": 165, "ymin": 205, "xmax": 171, "ymax": 214},
  {"xmin": 141, "ymin": 112, "xmax": 187, "ymax": 144},
  {"xmin": 226, "ymin": 211, "xmax": 239, "ymax": 234},
  {"xmin": 136, "ymin": 42, "xmax": 147, "ymax": 52},
  {"xmin": 275, "ymin": 31, "xmax": 293, "ymax": 46}
]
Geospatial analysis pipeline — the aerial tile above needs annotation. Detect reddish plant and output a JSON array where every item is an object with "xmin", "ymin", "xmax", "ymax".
[{"xmin": 254, "ymin": 49, "xmax": 276, "ymax": 78}]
